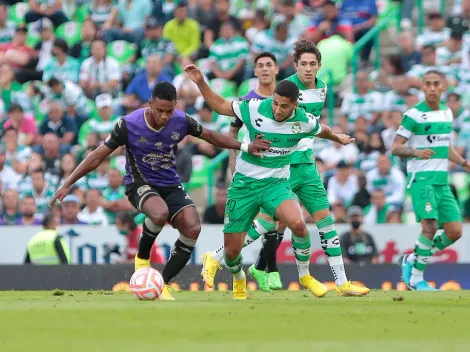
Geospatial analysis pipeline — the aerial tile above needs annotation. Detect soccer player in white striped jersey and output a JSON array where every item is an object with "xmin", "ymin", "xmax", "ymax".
[{"xmin": 392, "ymin": 70, "xmax": 470, "ymax": 291}]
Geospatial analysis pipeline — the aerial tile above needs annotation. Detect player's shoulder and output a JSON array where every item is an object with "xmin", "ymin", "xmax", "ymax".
[{"xmin": 403, "ymin": 102, "xmax": 426, "ymax": 120}]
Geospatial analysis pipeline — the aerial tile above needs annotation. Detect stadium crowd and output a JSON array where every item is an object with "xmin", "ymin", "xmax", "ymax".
[{"xmin": 0, "ymin": 0, "xmax": 469, "ymax": 229}]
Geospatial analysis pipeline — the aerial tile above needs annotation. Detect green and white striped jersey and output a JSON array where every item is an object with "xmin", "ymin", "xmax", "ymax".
[
  {"xmin": 436, "ymin": 46, "xmax": 462, "ymax": 66},
  {"xmin": 251, "ymin": 30, "xmax": 296, "ymax": 66},
  {"xmin": 396, "ymin": 101, "xmax": 453, "ymax": 185},
  {"xmin": 231, "ymin": 98, "xmax": 322, "ymax": 182},
  {"xmin": 284, "ymin": 74, "xmax": 327, "ymax": 164},
  {"xmin": 383, "ymin": 90, "xmax": 407, "ymax": 112},
  {"xmin": 452, "ymin": 107, "xmax": 470, "ymax": 132},
  {"xmin": 209, "ymin": 36, "xmax": 249, "ymax": 71},
  {"xmin": 416, "ymin": 28, "xmax": 450, "ymax": 48},
  {"xmin": 340, "ymin": 91, "xmax": 384, "ymax": 122}
]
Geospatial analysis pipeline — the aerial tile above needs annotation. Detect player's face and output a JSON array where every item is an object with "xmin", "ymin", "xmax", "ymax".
[
  {"xmin": 421, "ymin": 73, "xmax": 444, "ymax": 104},
  {"xmin": 294, "ymin": 53, "xmax": 321, "ymax": 85},
  {"xmin": 272, "ymin": 93, "xmax": 298, "ymax": 121},
  {"xmin": 254, "ymin": 57, "xmax": 278, "ymax": 86},
  {"xmin": 149, "ymin": 98, "xmax": 176, "ymax": 126}
]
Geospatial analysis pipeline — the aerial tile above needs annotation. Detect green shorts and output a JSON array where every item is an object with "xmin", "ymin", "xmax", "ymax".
[
  {"xmin": 223, "ymin": 176, "xmax": 297, "ymax": 233},
  {"xmin": 260, "ymin": 163, "xmax": 328, "ymax": 217},
  {"xmin": 410, "ymin": 183, "xmax": 462, "ymax": 224}
]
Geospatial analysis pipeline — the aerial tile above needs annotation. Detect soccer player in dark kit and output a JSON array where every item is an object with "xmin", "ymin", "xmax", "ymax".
[{"xmin": 50, "ymin": 82, "xmax": 270, "ymax": 300}]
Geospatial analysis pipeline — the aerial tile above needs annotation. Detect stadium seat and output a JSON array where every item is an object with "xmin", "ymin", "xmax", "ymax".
[
  {"xmin": 237, "ymin": 78, "xmax": 258, "ymax": 97},
  {"xmin": 8, "ymin": 2, "xmax": 29, "ymax": 26},
  {"xmin": 209, "ymin": 78, "xmax": 237, "ymax": 98},
  {"xmin": 107, "ymin": 40, "xmax": 137, "ymax": 65},
  {"xmin": 55, "ymin": 22, "xmax": 83, "ymax": 46},
  {"xmin": 25, "ymin": 24, "xmax": 40, "ymax": 48}
]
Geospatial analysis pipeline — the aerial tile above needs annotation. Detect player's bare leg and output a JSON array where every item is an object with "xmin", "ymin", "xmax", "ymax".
[
  {"xmin": 224, "ymin": 232, "xmax": 248, "ymax": 300},
  {"xmin": 274, "ymin": 199, "xmax": 327, "ymax": 297}
]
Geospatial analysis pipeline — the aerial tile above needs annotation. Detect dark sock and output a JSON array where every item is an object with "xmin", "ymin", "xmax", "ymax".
[
  {"xmin": 254, "ymin": 247, "xmax": 267, "ymax": 271},
  {"xmin": 277, "ymin": 232, "xmax": 285, "ymax": 248},
  {"xmin": 162, "ymin": 239, "xmax": 194, "ymax": 284},
  {"xmin": 264, "ymin": 232, "xmax": 279, "ymax": 273},
  {"xmin": 137, "ymin": 222, "xmax": 158, "ymax": 260}
]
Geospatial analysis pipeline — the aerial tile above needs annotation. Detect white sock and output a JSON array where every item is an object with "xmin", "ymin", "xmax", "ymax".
[
  {"xmin": 410, "ymin": 267, "xmax": 424, "ymax": 286},
  {"xmin": 233, "ymin": 269, "xmax": 246, "ymax": 281},
  {"xmin": 406, "ymin": 253, "xmax": 415, "ymax": 265},
  {"xmin": 211, "ymin": 246, "xmax": 225, "ymax": 262},
  {"xmin": 296, "ymin": 260, "xmax": 310, "ymax": 278},
  {"xmin": 328, "ymin": 256, "xmax": 347, "ymax": 286}
]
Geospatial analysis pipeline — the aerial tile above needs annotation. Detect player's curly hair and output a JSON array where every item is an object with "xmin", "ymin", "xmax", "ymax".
[
  {"xmin": 152, "ymin": 82, "xmax": 177, "ymax": 101},
  {"xmin": 293, "ymin": 40, "xmax": 321, "ymax": 63}
]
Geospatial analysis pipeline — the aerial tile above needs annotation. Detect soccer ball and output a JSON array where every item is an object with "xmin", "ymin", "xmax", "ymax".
[{"xmin": 129, "ymin": 267, "xmax": 164, "ymax": 300}]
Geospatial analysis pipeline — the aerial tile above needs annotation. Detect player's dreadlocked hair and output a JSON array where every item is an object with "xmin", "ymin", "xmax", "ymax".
[
  {"xmin": 152, "ymin": 81, "xmax": 177, "ymax": 101},
  {"xmin": 293, "ymin": 40, "xmax": 321, "ymax": 63}
]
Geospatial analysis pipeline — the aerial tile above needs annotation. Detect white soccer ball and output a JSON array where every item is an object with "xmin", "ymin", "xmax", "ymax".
[{"xmin": 129, "ymin": 267, "xmax": 164, "ymax": 300}]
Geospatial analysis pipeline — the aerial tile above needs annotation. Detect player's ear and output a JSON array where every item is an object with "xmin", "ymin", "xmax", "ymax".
[
  {"xmin": 275, "ymin": 65, "xmax": 279, "ymax": 75},
  {"xmin": 318, "ymin": 62, "xmax": 322, "ymax": 70}
]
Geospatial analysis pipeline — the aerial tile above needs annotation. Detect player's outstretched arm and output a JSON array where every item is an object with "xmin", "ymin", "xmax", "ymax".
[
  {"xmin": 199, "ymin": 129, "xmax": 270, "ymax": 157},
  {"xmin": 391, "ymin": 135, "xmax": 435, "ymax": 159},
  {"xmin": 448, "ymin": 144, "xmax": 470, "ymax": 171},
  {"xmin": 184, "ymin": 64, "xmax": 234, "ymax": 117},
  {"xmin": 49, "ymin": 144, "xmax": 114, "ymax": 206},
  {"xmin": 317, "ymin": 124, "xmax": 355, "ymax": 145},
  {"xmin": 228, "ymin": 125, "xmax": 241, "ymax": 175}
]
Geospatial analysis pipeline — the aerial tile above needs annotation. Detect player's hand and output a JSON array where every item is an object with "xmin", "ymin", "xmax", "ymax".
[
  {"xmin": 184, "ymin": 64, "xmax": 205, "ymax": 85},
  {"xmin": 248, "ymin": 134, "xmax": 271, "ymax": 157},
  {"xmin": 49, "ymin": 185, "xmax": 70, "ymax": 207},
  {"xmin": 336, "ymin": 133, "xmax": 355, "ymax": 145},
  {"xmin": 462, "ymin": 160, "xmax": 470, "ymax": 173},
  {"xmin": 414, "ymin": 148, "xmax": 435, "ymax": 159}
]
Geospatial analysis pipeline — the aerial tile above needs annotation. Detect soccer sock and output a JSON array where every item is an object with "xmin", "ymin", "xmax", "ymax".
[
  {"xmin": 211, "ymin": 245, "xmax": 225, "ymax": 262},
  {"xmin": 261, "ymin": 231, "xmax": 279, "ymax": 272},
  {"xmin": 430, "ymin": 232, "xmax": 455, "ymax": 255},
  {"xmin": 250, "ymin": 217, "xmax": 277, "ymax": 270},
  {"xmin": 410, "ymin": 234, "xmax": 433, "ymax": 287},
  {"xmin": 162, "ymin": 235, "xmax": 196, "ymax": 284},
  {"xmin": 224, "ymin": 252, "xmax": 246, "ymax": 281},
  {"xmin": 277, "ymin": 231, "xmax": 285, "ymax": 248},
  {"xmin": 291, "ymin": 234, "xmax": 311, "ymax": 278},
  {"xmin": 137, "ymin": 218, "xmax": 163, "ymax": 260},
  {"xmin": 317, "ymin": 216, "xmax": 347, "ymax": 286}
]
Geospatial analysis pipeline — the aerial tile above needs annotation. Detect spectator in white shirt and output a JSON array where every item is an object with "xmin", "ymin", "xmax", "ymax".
[
  {"xmin": 318, "ymin": 125, "xmax": 359, "ymax": 172},
  {"xmin": 416, "ymin": 12, "xmax": 450, "ymax": 49},
  {"xmin": 327, "ymin": 161, "xmax": 358, "ymax": 207},
  {"xmin": 0, "ymin": 146, "xmax": 20, "ymax": 191},
  {"xmin": 382, "ymin": 110, "xmax": 402, "ymax": 151},
  {"xmin": 78, "ymin": 188, "xmax": 109, "ymax": 226},
  {"xmin": 79, "ymin": 39, "xmax": 121, "ymax": 99},
  {"xmin": 366, "ymin": 154, "xmax": 406, "ymax": 208}
]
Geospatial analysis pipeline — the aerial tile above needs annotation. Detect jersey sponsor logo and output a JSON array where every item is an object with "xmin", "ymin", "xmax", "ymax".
[
  {"xmin": 421, "ymin": 114, "xmax": 427, "ymax": 120},
  {"xmin": 267, "ymin": 148, "xmax": 290, "ymax": 155},
  {"xmin": 155, "ymin": 142, "xmax": 163, "ymax": 148},
  {"xmin": 171, "ymin": 131, "xmax": 180, "ymax": 141},
  {"xmin": 139, "ymin": 136, "xmax": 149, "ymax": 143},
  {"xmin": 161, "ymin": 163, "xmax": 173, "ymax": 169},
  {"xmin": 255, "ymin": 118, "xmax": 262, "ymax": 127},
  {"xmin": 137, "ymin": 185, "xmax": 151, "ymax": 196},
  {"xmin": 426, "ymin": 135, "xmax": 451, "ymax": 144},
  {"xmin": 142, "ymin": 151, "xmax": 174, "ymax": 170},
  {"xmin": 292, "ymin": 122, "xmax": 301, "ymax": 134}
]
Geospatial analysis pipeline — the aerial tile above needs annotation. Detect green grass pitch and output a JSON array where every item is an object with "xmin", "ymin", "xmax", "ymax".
[{"xmin": 0, "ymin": 290, "xmax": 469, "ymax": 351}]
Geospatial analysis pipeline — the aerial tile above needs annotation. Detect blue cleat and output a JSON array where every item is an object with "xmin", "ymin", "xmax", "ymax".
[
  {"xmin": 411, "ymin": 280, "xmax": 439, "ymax": 291},
  {"xmin": 398, "ymin": 254, "xmax": 413, "ymax": 289}
]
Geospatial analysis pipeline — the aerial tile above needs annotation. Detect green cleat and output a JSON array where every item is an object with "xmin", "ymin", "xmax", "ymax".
[
  {"xmin": 268, "ymin": 272, "xmax": 283, "ymax": 290},
  {"xmin": 248, "ymin": 264, "xmax": 272, "ymax": 292}
]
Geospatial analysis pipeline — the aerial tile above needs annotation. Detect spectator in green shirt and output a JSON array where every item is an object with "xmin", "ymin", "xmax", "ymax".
[
  {"xmin": 101, "ymin": 168, "xmax": 134, "ymax": 224},
  {"xmin": 138, "ymin": 17, "xmax": 176, "ymax": 65},
  {"xmin": 69, "ymin": 20, "xmax": 97, "ymax": 64},
  {"xmin": 43, "ymin": 39, "xmax": 80, "ymax": 83},
  {"xmin": 0, "ymin": 63, "xmax": 22, "ymax": 111}
]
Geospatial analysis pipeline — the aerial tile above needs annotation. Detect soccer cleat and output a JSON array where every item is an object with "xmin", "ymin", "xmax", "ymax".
[
  {"xmin": 248, "ymin": 264, "xmax": 272, "ymax": 292},
  {"xmin": 233, "ymin": 277, "xmax": 248, "ymax": 300},
  {"xmin": 159, "ymin": 285, "xmax": 176, "ymax": 300},
  {"xmin": 398, "ymin": 254, "xmax": 413, "ymax": 289},
  {"xmin": 268, "ymin": 272, "xmax": 283, "ymax": 290},
  {"xmin": 411, "ymin": 280, "xmax": 439, "ymax": 291},
  {"xmin": 134, "ymin": 254, "xmax": 150, "ymax": 271},
  {"xmin": 201, "ymin": 252, "xmax": 222, "ymax": 288},
  {"xmin": 336, "ymin": 281, "xmax": 370, "ymax": 296},
  {"xmin": 299, "ymin": 274, "xmax": 328, "ymax": 297}
]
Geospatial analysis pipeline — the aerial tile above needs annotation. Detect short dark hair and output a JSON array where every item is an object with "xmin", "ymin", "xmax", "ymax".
[
  {"xmin": 42, "ymin": 213, "xmax": 55, "ymax": 229},
  {"xmin": 324, "ymin": 0, "xmax": 336, "ymax": 6},
  {"xmin": 254, "ymin": 52, "xmax": 277, "ymax": 65},
  {"xmin": 48, "ymin": 77, "xmax": 61, "ymax": 88},
  {"xmin": 53, "ymin": 38, "xmax": 68, "ymax": 53},
  {"xmin": 293, "ymin": 40, "xmax": 321, "ymax": 63},
  {"xmin": 8, "ymin": 103, "xmax": 23, "ymax": 113},
  {"xmin": 31, "ymin": 167, "xmax": 45, "ymax": 175},
  {"xmin": 3, "ymin": 126, "xmax": 18, "ymax": 135},
  {"xmin": 151, "ymin": 81, "xmax": 177, "ymax": 101},
  {"xmin": 450, "ymin": 31, "xmax": 463, "ymax": 41},
  {"xmin": 116, "ymin": 211, "xmax": 138, "ymax": 231},
  {"xmin": 447, "ymin": 92, "xmax": 461, "ymax": 100},
  {"xmin": 424, "ymin": 69, "xmax": 445, "ymax": 78},
  {"xmin": 423, "ymin": 44, "xmax": 436, "ymax": 53},
  {"xmin": 274, "ymin": 80, "xmax": 299, "ymax": 102}
]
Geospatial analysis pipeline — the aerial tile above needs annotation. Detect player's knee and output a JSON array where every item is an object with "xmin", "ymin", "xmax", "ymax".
[
  {"xmin": 148, "ymin": 210, "xmax": 168, "ymax": 227},
  {"xmin": 224, "ymin": 245, "xmax": 240, "ymax": 261},
  {"xmin": 446, "ymin": 226, "xmax": 462, "ymax": 242},
  {"xmin": 182, "ymin": 222, "xmax": 201, "ymax": 240},
  {"xmin": 289, "ymin": 220, "xmax": 308, "ymax": 237}
]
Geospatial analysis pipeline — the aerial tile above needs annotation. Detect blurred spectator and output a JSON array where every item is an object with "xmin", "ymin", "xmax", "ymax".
[
  {"xmin": 25, "ymin": 0, "xmax": 69, "ymax": 28},
  {"xmin": 203, "ymin": 186, "xmax": 226, "ymax": 224},
  {"xmin": 386, "ymin": 207, "xmax": 403, "ymax": 224},
  {"xmin": 340, "ymin": 71, "xmax": 382, "ymax": 128},
  {"xmin": 331, "ymin": 201, "xmax": 346, "ymax": 223},
  {"xmin": 49, "ymin": 153, "xmax": 86, "ymax": 193},
  {"xmin": 47, "ymin": 78, "xmax": 90, "ymax": 121},
  {"xmin": 340, "ymin": 0, "xmax": 377, "ymax": 65},
  {"xmin": 369, "ymin": 54, "xmax": 404, "ymax": 93},
  {"xmin": 0, "ymin": 27, "xmax": 34, "ymax": 69},
  {"xmin": 351, "ymin": 117, "xmax": 369, "ymax": 150},
  {"xmin": 173, "ymin": 57, "xmax": 202, "ymax": 111},
  {"xmin": 188, "ymin": 0, "xmax": 216, "ymax": 37},
  {"xmin": 381, "ymin": 110, "xmax": 402, "ymax": 151},
  {"xmin": 382, "ymin": 75, "xmax": 409, "ymax": 116},
  {"xmin": 0, "ymin": 189, "xmax": 21, "ymax": 224},
  {"xmin": 364, "ymin": 189, "xmax": 392, "ymax": 224},
  {"xmin": 327, "ymin": 161, "xmax": 358, "ymax": 207},
  {"xmin": 358, "ymin": 132, "xmax": 386, "ymax": 173},
  {"xmin": 138, "ymin": 17, "xmax": 175, "ymax": 64},
  {"xmin": 79, "ymin": 39, "xmax": 121, "ymax": 99},
  {"xmin": 3, "ymin": 104, "xmax": 38, "ymax": 146},
  {"xmin": 398, "ymin": 31, "xmax": 422, "ymax": 73},
  {"xmin": 366, "ymin": 154, "xmax": 405, "ymax": 207},
  {"xmin": 317, "ymin": 33, "xmax": 353, "ymax": 86},
  {"xmin": 0, "ymin": 2, "xmax": 14, "ymax": 44},
  {"xmin": 35, "ymin": 133, "xmax": 64, "ymax": 173},
  {"xmin": 89, "ymin": 0, "xmax": 114, "ymax": 29},
  {"xmin": 3, "ymin": 127, "xmax": 32, "ymax": 174},
  {"xmin": 16, "ymin": 195, "xmax": 42, "ymax": 225},
  {"xmin": 42, "ymin": 38, "xmax": 80, "ymax": 83},
  {"xmin": 0, "ymin": 146, "xmax": 19, "ymax": 190},
  {"xmin": 88, "ymin": 94, "xmax": 119, "ymax": 139},
  {"xmin": 69, "ymin": 20, "xmax": 97, "ymax": 64},
  {"xmin": 163, "ymin": 1, "xmax": 200, "ymax": 58},
  {"xmin": 244, "ymin": 9, "xmax": 268, "ymax": 43},
  {"xmin": 436, "ymin": 31, "xmax": 463, "ymax": 66},
  {"xmin": 351, "ymin": 173, "xmax": 371, "ymax": 209},
  {"xmin": 0, "ymin": 64, "xmax": 22, "ymax": 111},
  {"xmin": 86, "ymin": 157, "xmax": 109, "ymax": 191},
  {"xmin": 208, "ymin": 20, "xmax": 248, "ymax": 85},
  {"xmin": 101, "ymin": 0, "xmax": 151, "ymax": 44},
  {"xmin": 456, "ymin": 121, "xmax": 470, "ymax": 161},
  {"xmin": 229, "ymin": 0, "xmax": 270, "ymax": 24},
  {"xmin": 101, "ymin": 168, "xmax": 133, "ymax": 224},
  {"xmin": 272, "ymin": 0, "xmax": 309, "ymax": 39},
  {"xmin": 252, "ymin": 21, "xmax": 296, "ymax": 79},
  {"xmin": 78, "ymin": 188, "xmax": 109, "ymax": 225},
  {"xmin": 447, "ymin": 92, "xmax": 469, "ymax": 133},
  {"xmin": 123, "ymin": 55, "xmax": 172, "ymax": 112},
  {"xmin": 61, "ymin": 194, "xmax": 87, "ymax": 225},
  {"xmin": 24, "ymin": 168, "xmax": 53, "ymax": 217},
  {"xmin": 416, "ymin": 12, "xmax": 450, "ymax": 49},
  {"xmin": 38, "ymin": 100, "xmax": 76, "ymax": 146},
  {"xmin": 319, "ymin": 125, "xmax": 359, "ymax": 171},
  {"xmin": 305, "ymin": 0, "xmax": 353, "ymax": 44},
  {"xmin": 340, "ymin": 206, "xmax": 378, "ymax": 264},
  {"xmin": 18, "ymin": 152, "xmax": 45, "ymax": 194},
  {"xmin": 34, "ymin": 18, "xmax": 56, "ymax": 74}
]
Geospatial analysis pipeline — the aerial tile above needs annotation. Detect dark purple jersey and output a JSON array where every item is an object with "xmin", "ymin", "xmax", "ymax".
[
  {"xmin": 104, "ymin": 108, "xmax": 203, "ymax": 186},
  {"xmin": 231, "ymin": 89, "xmax": 267, "ymax": 128}
]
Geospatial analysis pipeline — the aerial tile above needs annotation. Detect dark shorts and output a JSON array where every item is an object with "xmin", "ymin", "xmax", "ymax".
[{"xmin": 125, "ymin": 181, "xmax": 195, "ymax": 223}]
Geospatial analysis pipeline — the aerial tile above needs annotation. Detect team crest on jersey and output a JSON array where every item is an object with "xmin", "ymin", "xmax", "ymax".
[
  {"xmin": 155, "ymin": 142, "xmax": 163, "ymax": 148},
  {"xmin": 224, "ymin": 214, "xmax": 230, "ymax": 225},
  {"xmin": 139, "ymin": 136, "xmax": 148, "ymax": 143},
  {"xmin": 171, "ymin": 131, "xmax": 180, "ymax": 140},
  {"xmin": 320, "ymin": 88, "xmax": 326, "ymax": 101},
  {"xmin": 425, "ymin": 202, "xmax": 432, "ymax": 213},
  {"xmin": 292, "ymin": 122, "xmax": 301, "ymax": 134}
]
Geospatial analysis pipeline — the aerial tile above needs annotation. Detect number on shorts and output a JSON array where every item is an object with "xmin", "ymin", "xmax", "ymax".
[
  {"xmin": 227, "ymin": 199, "xmax": 237, "ymax": 212},
  {"xmin": 420, "ymin": 189, "xmax": 434, "ymax": 200}
]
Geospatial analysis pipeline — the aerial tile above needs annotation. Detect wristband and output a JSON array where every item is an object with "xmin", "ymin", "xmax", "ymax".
[{"xmin": 240, "ymin": 143, "xmax": 249, "ymax": 153}]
